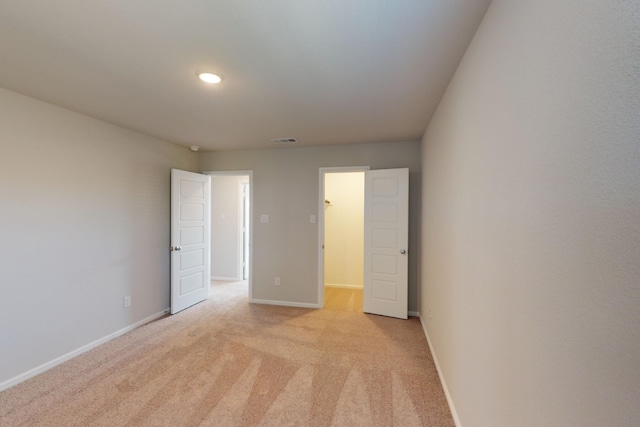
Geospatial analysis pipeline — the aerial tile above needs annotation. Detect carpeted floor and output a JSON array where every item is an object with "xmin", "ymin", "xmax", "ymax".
[{"xmin": 0, "ymin": 281, "xmax": 454, "ymax": 426}]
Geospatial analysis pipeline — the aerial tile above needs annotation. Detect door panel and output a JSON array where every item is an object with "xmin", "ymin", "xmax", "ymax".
[
  {"xmin": 171, "ymin": 169, "xmax": 211, "ymax": 314},
  {"xmin": 180, "ymin": 249, "xmax": 204, "ymax": 270},
  {"xmin": 363, "ymin": 168, "xmax": 409, "ymax": 319},
  {"xmin": 181, "ymin": 227, "xmax": 204, "ymax": 245},
  {"xmin": 372, "ymin": 254, "xmax": 397, "ymax": 274},
  {"xmin": 372, "ymin": 279, "xmax": 398, "ymax": 301}
]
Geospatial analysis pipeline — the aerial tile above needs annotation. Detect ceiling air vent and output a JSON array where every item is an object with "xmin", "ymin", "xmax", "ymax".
[{"xmin": 271, "ymin": 138, "xmax": 297, "ymax": 144}]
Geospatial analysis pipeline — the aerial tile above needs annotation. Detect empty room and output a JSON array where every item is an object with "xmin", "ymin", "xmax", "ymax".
[{"xmin": 1, "ymin": 1, "xmax": 638, "ymax": 426}]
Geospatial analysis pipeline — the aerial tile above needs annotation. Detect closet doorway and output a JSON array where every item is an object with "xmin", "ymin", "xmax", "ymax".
[{"xmin": 318, "ymin": 167, "xmax": 367, "ymax": 311}]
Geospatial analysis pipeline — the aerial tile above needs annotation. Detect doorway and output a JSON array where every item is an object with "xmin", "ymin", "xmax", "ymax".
[
  {"xmin": 240, "ymin": 181, "xmax": 250, "ymax": 280},
  {"xmin": 318, "ymin": 167, "xmax": 368, "ymax": 310},
  {"xmin": 206, "ymin": 171, "xmax": 253, "ymax": 298}
]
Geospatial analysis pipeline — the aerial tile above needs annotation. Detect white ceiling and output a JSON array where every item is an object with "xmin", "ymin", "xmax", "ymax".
[{"xmin": 0, "ymin": 0, "xmax": 492, "ymax": 151}]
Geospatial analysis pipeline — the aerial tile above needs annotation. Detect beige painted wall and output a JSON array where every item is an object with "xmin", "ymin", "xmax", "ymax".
[
  {"xmin": 324, "ymin": 172, "xmax": 364, "ymax": 288},
  {"xmin": 0, "ymin": 88, "xmax": 197, "ymax": 385},
  {"xmin": 210, "ymin": 174, "xmax": 249, "ymax": 280},
  {"xmin": 198, "ymin": 141, "xmax": 421, "ymax": 310},
  {"xmin": 420, "ymin": 0, "xmax": 640, "ymax": 426}
]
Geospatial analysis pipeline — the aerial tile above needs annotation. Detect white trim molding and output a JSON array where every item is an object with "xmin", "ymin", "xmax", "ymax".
[
  {"xmin": 324, "ymin": 283, "xmax": 363, "ymax": 290},
  {"xmin": 0, "ymin": 309, "xmax": 169, "ymax": 393},
  {"xmin": 211, "ymin": 276, "xmax": 240, "ymax": 282},
  {"xmin": 250, "ymin": 298, "xmax": 321, "ymax": 309},
  {"xmin": 419, "ymin": 315, "xmax": 462, "ymax": 427}
]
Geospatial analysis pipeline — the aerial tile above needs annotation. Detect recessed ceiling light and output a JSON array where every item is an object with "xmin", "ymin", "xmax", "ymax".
[
  {"xmin": 198, "ymin": 72, "xmax": 222, "ymax": 84},
  {"xmin": 189, "ymin": 145, "xmax": 200, "ymax": 152}
]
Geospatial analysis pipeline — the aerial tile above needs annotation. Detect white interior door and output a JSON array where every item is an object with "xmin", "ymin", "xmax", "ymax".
[
  {"xmin": 363, "ymin": 168, "xmax": 409, "ymax": 319},
  {"xmin": 171, "ymin": 169, "xmax": 211, "ymax": 314}
]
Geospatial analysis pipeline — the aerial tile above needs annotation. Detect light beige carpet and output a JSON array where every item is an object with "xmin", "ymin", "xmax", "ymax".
[{"xmin": 0, "ymin": 281, "xmax": 454, "ymax": 426}]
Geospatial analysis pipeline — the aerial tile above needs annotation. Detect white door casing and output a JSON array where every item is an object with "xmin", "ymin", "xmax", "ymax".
[
  {"xmin": 363, "ymin": 168, "xmax": 409, "ymax": 319},
  {"xmin": 171, "ymin": 169, "xmax": 211, "ymax": 314},
  {"xmin": 241, "ymin": 182, "xmax": 250, "ymax": 280}
]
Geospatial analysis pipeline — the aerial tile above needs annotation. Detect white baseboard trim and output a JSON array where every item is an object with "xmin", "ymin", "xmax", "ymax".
[
  {"xmin": 324, "ymin": 283, "xmax": 363, "ymax": 289},
  {"xmin": 408, "ymin": 311, "xmax": 419, "ymax": 317},
  {"xmin": 211, "ymin": 276, "xmax": 240, "ymax": 281},
  {"xmin": 419, "ymin": 315, "xmax": 462, "ymax": 427},
  {"xmin": 249, "ymin": 298, "xmax": 321, "ymax": 309},
  {"xmin": 0, "ymin": 308, "xmax": 169, "ymax": 393}
]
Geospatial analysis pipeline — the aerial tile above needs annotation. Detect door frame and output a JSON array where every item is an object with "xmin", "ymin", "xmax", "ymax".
[
  {"xmin": 240, "ymin": 181, "xmax": 250, "ymax": 280},
  {"xmin": 204, "ymin": 170, "xmax": 254, "ymax": 300},
  {"xmin": 317, "ymin": 166, "xmax": 370, "ymax": 307}
]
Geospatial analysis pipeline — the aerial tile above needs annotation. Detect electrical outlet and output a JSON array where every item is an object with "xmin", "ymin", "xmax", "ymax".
[
  {"xmin": 275, "ymin": 277, "xmax": 281, "ymax": 286},
  {"xmin": 428, "ymin": 307, "xmax": 432, "ymax": 320},
  {"xmin": 310, "ymin": 214, "xmax": 316, "ymax": 224},
  {"xmin": 123, "ymin": 296, "xmax": 131, "ymax": 308},
  {"xmin": 261, "ymin": 214, "xmax": 269, "ymax": 223}
]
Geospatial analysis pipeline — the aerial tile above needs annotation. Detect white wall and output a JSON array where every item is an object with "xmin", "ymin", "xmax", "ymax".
[
  {"xmin": 0, "ymin": 88, "xmax": 197, "ymax": 386},
  {"xmin": 420, "ymin": 1, "xmax": 640, "ymax": 426},
  {"xmin": 324, "ymin": 172, "xmax": 364, "ymax": 288},
  {"xmin": 210, "ymin": 174, "xmax": 249, "ymax": 280},
  {"xmin": 199, "ymin": 141, "xmax": 421, "ymax": 310}
]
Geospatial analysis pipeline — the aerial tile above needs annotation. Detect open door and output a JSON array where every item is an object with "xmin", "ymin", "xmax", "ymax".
[
  {"xmin": 363, "ymin": 168, "xmax": 409, "ymax": 319},
  {"xmin": 171, "ymin": 169, "xmax": 211, "ymax": 314}
]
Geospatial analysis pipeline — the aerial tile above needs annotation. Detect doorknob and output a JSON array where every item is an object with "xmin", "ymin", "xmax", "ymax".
[
  {"xmin": 400, "ymin": 249, "xmax": 406, "ymax": 254},
  {"xmin": 170, "ymin": 246, "xmax": 182, "ymax": 252}
]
